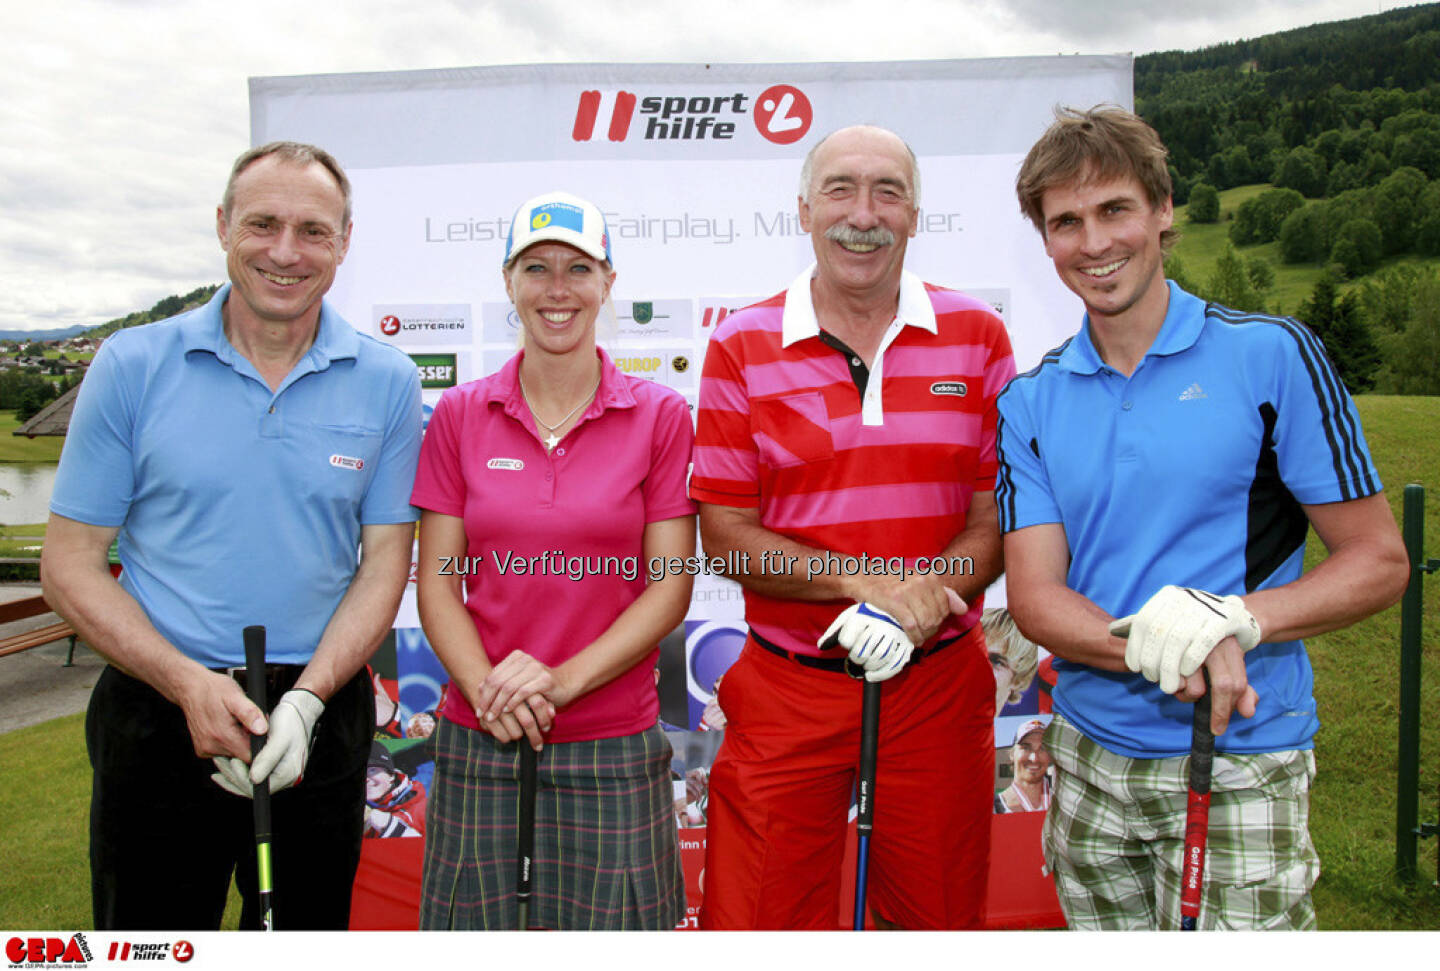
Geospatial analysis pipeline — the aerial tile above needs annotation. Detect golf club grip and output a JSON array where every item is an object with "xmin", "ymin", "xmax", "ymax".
[
  {"xmin": 242, "ymin": 625, "xmax": 274, "ymax": 931},
  {"xmin": 517, "ymin": 744, "xmax": 538, "ymax": 930},
  {"xmin": 856, "ymin": 681, "xmax": 881, "ymax": 835},
  {"xmin": 1180, "ymin": 673, "xmax": 1214, "ymax": 931},
  {"xmin": 243, "ymin": 625, "xmax": 269, "ymax": 731},
  {"xmin": 853, "ymin": 679, "xmax": 881, "ymax": 931}
]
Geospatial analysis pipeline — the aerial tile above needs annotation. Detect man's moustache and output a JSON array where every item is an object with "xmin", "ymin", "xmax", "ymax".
[{"xmin": 824, "ymin": 225, "xmax": 895, "ymax": 247}]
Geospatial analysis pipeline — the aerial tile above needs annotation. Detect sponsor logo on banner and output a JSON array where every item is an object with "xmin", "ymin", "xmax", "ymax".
[
  {"xmin": 614, "ymin": 355, "xmax": 664, "ymax": 375},
  {"xmin": 372, "ymin": 305, "xmax": 472, "ymax": 345},
  {"xmin": 5, "ymin": 934, "xmax": 92, "ymax": 967},
  {"xmin": 571, "ymin": 85, "xmax": 813, "ymax": 144},
  {"xmin": 617, "ymin": 300, "xmax": 691, "ymax": 342},
  {"xmin": 480, "ymin": 302, "xmax": 523, "ymax": 344},
  {"xmin": 613, "ymin": 353, "xmax": 696, "ymax": 389},
  {"xmin": 410, "ymin": 353, "xmax": 458, "ymax": 389},
  {"xmin": 752, "ymin": 84, "xmax": 812, "ymax": 144},
  {"xmin": 698, "ymin": 297, "xmax": 762, "ymax": 329},
  {"xmin": 103, "ymin": 941, "xmax": 193, "ymax": 963}
]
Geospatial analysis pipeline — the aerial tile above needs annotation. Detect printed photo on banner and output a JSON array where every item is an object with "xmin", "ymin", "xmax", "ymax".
[{"xmin": 365, "ymin": 628, "xmax": 448, "ymax": 840}]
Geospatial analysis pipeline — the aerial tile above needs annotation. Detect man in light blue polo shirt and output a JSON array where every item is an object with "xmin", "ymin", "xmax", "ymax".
[
  {"xmin": 997, "ymin": 107, "xmax": 1409, "ymax": 930},
  {"xmin": 41, "ymin": 142, "xmax": 422, "ymax": 930}
]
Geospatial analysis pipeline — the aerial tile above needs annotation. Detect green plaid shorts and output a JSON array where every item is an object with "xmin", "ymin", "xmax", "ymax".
[
  {"xmin": 420, "ymin": 719, "xmax": 685, "ymax": 931},
  {"xmin": 1042, "ymin": 713, "xmax": 1319, "ymax": 930}
]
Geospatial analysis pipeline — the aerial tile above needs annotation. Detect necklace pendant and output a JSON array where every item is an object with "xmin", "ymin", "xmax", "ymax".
[{"xmin": 544, "ymin": 432, "xmax": 560, "ymax": 451}]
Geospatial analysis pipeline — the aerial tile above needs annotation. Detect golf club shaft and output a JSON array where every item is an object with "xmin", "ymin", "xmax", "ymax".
[
  {"xmin": 853, "ymin": 679, "xmax": 881, "ymax": 931},
  {"xmin": 243, "ymin": 625, "xmax": 274, "ymax": 932},
  {"xmin": 1180, "ymin": 669, "xmax": 1214, "ymax": 931},
  {"xmin": 517, "ymin": 743, "xmax": 538, "ymax": 931}
]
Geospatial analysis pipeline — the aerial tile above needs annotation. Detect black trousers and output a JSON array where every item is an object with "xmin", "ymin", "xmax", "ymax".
[{"xmin": 86, "ymin": 664, "xmax": 373, "ymax": 930}]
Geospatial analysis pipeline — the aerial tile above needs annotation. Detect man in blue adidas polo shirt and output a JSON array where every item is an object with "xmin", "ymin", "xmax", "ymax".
[
  {"xmin": 997, "ymin": 107, "xmax": 1409, "ymax": 930},
  {"xmin": 42, "ymin": 142, "xmax": 422, "ymax": 929}
]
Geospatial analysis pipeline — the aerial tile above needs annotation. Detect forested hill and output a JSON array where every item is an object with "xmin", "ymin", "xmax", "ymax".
[
  {"xmin": 1136, "ymin": 3, "xmax": 1440, "ymax": 187},
  {"xmin": 83, "ymin": 284, "xmax": 220, "ymax": 339}
]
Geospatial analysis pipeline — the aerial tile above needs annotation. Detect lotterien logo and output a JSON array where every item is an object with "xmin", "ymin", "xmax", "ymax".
[
  {"xmin": 930, "ymin": 381, "xmax": 968, "ymax": 397},
  {"xmin": 330, "ymin": 454, "xmax": 365, "ymax": 471},
  {"xmin": 487, "ymin": 458, "xmax": 524, "ymax": 471}
]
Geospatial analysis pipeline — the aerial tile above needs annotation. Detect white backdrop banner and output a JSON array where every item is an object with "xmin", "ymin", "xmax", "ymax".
[{"xmin": 253, "ymin": 56, "xmax": 1131, "ymax": 621}]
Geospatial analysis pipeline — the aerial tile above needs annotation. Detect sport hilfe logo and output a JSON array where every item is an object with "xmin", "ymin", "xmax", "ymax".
[
  {"xmin": 105, "ymin": 941, "xmax": 193, "ymax": 963},
  {"xmin": 572, "ymin": 85, "xmax": 813, "ymax": 144}
]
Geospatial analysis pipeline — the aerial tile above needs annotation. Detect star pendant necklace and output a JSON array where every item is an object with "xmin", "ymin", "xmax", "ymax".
[{"xmin": 519, "ymin": 372, "xmax": 601, "ymax": 451}]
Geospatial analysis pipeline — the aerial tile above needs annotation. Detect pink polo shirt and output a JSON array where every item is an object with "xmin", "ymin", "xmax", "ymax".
[{"xmin": 411, "ymin": 348, "xmax": 696, "ymax": 743}]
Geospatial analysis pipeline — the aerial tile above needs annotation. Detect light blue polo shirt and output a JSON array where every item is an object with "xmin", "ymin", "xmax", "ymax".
[
  {"xmin": 51, "ymin": 285, "xmax": 422, "ymax": 668},
  {"xmin": 996, "ymin": 282, "xmax": 1380, "ymax": 757}
]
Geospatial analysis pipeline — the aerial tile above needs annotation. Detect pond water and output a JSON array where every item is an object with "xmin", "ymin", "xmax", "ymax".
[{"xmin": 0, "ymin": 464, "xmax": 58, "ymax": 526}]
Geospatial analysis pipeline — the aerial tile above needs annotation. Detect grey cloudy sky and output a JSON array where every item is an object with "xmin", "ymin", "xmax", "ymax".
[{"xmin": 0, "ymin": 0, "xmax": 1417, "ymax": 332}]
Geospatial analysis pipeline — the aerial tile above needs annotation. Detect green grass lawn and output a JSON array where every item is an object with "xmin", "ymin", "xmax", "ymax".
[
  {"xmin": 1173, "ymin": 185, "xmax": 1440, "ymax": 317},
  {"xmin": 0, "ymin": 411, "xmax": 64, "ymax": 463},
  {"xmin": 0, "ymin": 715, "xmax": 241, "ymax": 929},
  {"xmin": 1305, "ymin": 395, "xmax": 1440, "ymax": 929},
  {"xmin": 0, "ymin": 714, "xmax": 92, "ymax": 929}
]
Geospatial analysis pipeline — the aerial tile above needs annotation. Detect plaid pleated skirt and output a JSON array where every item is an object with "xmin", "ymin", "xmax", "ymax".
[{"xmin": 420, "ymin": 718, "xmax": 685, "ymax": 930}]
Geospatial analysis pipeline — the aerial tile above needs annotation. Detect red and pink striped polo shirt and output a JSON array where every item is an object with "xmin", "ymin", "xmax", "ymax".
[{"xmin": 691, "ymin": 266, "xmax": 1016, "ymax": 655}]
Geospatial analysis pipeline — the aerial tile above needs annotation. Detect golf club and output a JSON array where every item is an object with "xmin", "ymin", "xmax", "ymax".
[
  {"xmin": 243, "ymin": 624, "xmax": 274, "ymax": 932},
  {"xmin": 1180, "ymin": 669, "xmax": 1214, "ymax": 931},
  {"xmin": 852, "ymin": 677, "xmax": 881, "ymax": 931},
  {"xmin": 516, "ymin": 742, "xmax": 538, "ymax": 931}
]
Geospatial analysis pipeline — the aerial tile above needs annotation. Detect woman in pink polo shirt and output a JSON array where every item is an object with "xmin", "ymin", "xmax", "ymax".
[{"xmin": 412, "ymin": 191, "xmax": 697, "ymax": 930}]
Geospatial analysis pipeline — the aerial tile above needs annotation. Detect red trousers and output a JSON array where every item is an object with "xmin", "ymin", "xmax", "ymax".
[{"xmin": 699, "ymin": 626, "xmax": 994, "ymax": 929}]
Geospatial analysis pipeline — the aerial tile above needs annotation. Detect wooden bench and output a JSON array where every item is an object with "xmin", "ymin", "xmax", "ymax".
[{"xmin": 0, "ymin": 594, "xmax": 79, "ymax": 665}]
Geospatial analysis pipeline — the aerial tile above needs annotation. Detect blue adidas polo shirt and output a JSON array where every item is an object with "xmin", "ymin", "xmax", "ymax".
[
  {"xmin": 51, "ymin": 285, "xmax": 422, "ymax": 668},
  {"xmin": 996, "ymin": 282, "xmax": 1380, "ymax": 758}
]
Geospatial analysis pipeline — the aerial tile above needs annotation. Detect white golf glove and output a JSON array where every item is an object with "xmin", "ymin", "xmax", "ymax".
[
  {"xmin": 819, "ymin": 602, "xmax": 915, "ymax": 683},
  {"xmin": 1109, "ymin": 585, "xmax": 1262, "ymax": 694},
  {"xmin": 210, "ymin": 689, "xmax": 324, "ymax": 797}
]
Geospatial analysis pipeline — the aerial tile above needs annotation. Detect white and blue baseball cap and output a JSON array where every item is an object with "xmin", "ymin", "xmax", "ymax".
[{"xmin": 503, "ymin": 191, "xmax": 613, "ymax": 268}]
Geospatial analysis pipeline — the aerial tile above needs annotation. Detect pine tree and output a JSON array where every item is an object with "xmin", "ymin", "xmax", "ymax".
[{"xmin": 1301, "ymin": 271, "xmax": 1380, "ymax": 393}]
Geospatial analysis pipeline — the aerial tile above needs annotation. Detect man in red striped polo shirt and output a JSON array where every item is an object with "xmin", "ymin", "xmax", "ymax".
[{"xmin": 690, "ymin": 125, "xmax": 1016, "ymax": 929}]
